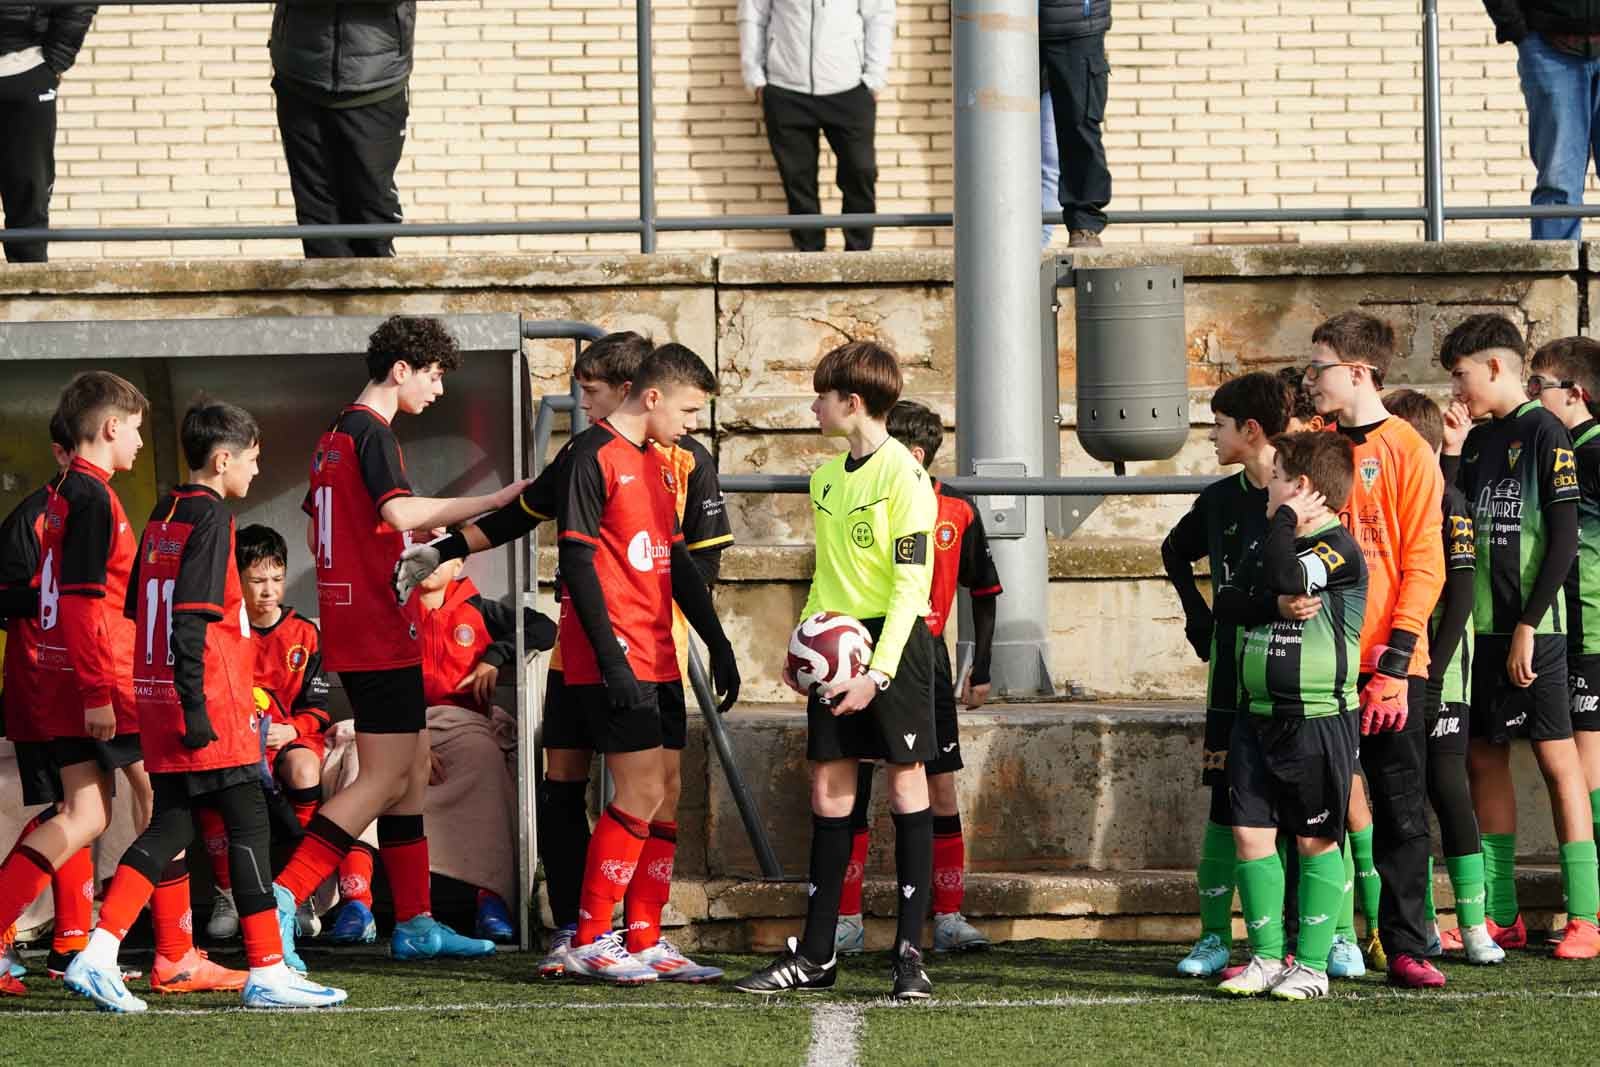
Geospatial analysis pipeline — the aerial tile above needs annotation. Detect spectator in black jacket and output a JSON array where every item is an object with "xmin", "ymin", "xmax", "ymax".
[
  {"xmin": 0, "ymin": 5, "xmax": 95, "ymax": 263},
  {"xmin": 1483, "ymin": 0, "xmax": 1600, "ymax": 239},
  {"xmin": 270, "ymin": 1, "xmax": 415, "ymax": 258},
  {"xmin": 1040, "ymin": 0, "xmax": 1111, "ymax": 247}
]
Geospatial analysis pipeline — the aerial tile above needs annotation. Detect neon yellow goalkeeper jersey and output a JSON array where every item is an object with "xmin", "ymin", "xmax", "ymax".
[{"xmin": 801, "ymin": 436, "xmax": 937, "ymax": 677}]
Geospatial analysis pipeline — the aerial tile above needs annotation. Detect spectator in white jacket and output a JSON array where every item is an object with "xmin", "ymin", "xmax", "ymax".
[{"xmin": 738, "ymin": 0, "xmax": 895, "ymax": 251}]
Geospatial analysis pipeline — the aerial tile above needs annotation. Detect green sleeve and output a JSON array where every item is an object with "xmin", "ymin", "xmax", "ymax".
[
  {"xmin": 800, "ymin": 468, "xmax": 823, "ymax": 623},
  {"xmin": 869, "ymin": 462, "xmax": 937, "ymax": 677}
]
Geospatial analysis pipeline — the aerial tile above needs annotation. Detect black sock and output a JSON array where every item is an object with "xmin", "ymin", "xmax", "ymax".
[
  {"xmin": 893, "ymin": 807, "xmax": 934, "ymax": 952},
  {"xmin": 849, "ymin": 763, "xmax": 874, "ymax": 832},
  {"xmin": 799, "ymin": 814, "xmax": 854, "ymax": 963},
  {"xmin": 538, "ymin": 778, "xmax": 591, "ymax": 928}
]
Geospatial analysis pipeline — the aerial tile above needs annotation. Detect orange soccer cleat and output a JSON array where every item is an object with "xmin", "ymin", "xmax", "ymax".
[
  {"xmin": 150, "ymin": 948, "xmax": 248, "ymax": 994},
  {"xmin": 1552, "ymin": 919, "xmax": 1600, "ymax": 960}
]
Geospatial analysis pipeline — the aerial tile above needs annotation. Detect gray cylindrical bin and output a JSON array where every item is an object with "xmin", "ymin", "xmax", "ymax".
[{"xmin": 1074, "ymin": 264, "xmax": 1189, "ymax": 463}]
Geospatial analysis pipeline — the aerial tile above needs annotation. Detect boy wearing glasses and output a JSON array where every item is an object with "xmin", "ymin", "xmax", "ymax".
[{"xmin": 1439, "ymin": 315, "xmax": 1600, "ymax": 959}]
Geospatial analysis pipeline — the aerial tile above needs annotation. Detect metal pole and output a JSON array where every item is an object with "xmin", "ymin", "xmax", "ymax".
[
  {"xmin": 953, "ymin": 0, "xmax": 1053, "ymax": 696},
  {"xmin": 1421, "ymin": 0, "xmax": 1445, "ymax": 242},
  {"xmin": 686, "ymin": 645, "xmax": 784, "ymax": 879},
  {"xmin": 636, "ymin": 0, "xmax": 658, "ymax": 253}
]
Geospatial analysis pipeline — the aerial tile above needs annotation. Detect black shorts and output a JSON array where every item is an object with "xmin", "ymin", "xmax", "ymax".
[
  {"xmin": 807, "ymin": 617, "xmax": 936, "ymax": 766},
  {"xmin": 13, "ymin": 740, "xmax": 62, "ymax": 807},
  {"xmin": 925, "ymin": 639, "xmax": 963, "ymax": 776},
  {"xmin": 1425, "ymin": 700, "xmax": 1470, "ymax": 761},
  {"xmin": 1569, "ymin": 652, "xmax": 1600, "ymax": 732},
  {"xmin": 541, "ymin": 670, "xmax": 587, "ymax": 752},
  {"xmin": 1470, "ymin": 633, "xmax": 1571, "ymax": 743},
  {"xmin": 341, "ymin": 664, "xmax": 427, "ymax": 735},
  {"xmin": 51, "ymin": 733, "xmax": 142, "ymax": 775},
  {"xmin": 1201, "ymin": 706, "xmax": 1235, "ymax": 787},
  {"xmin": 563, "ymin": 680, "xmax": 687, "ymax": 755},
  {"xmin": 1229, "ymin": 711, "xmax": 1358, "ymax": 842}
]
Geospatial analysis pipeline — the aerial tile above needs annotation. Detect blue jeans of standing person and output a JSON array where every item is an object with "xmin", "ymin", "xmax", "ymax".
[
  {"xmin": 1041, "ymin": 88, "xmax": 1060, "ymax": 248},
  {"xmin": 1517, "ymin": 31, "xmax": 1600, "ymax": 240}
]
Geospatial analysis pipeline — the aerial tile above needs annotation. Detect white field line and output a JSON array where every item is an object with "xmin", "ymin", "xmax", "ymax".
[
  {"xmin": 806, "ymin": 1003, "xmax": 865, "ymax": 1067},
  {"xmin": 13, "ymin": 987, "xmax": 1600, "ymax": 1019}
]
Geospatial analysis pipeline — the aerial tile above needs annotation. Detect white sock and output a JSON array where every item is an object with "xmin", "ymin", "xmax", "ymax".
[
  {"xmin": 81, "ymin": 928, "xmax": 122, "ymax": 969},
  {"xmin": 249, "ymin": 960, "xmax": 295, "ymax": 982}
]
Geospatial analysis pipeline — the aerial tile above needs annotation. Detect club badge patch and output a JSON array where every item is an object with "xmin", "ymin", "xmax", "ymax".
[{"xmin": 1359, "ymin": 457, "xmax": 1380, "ymax": 492}]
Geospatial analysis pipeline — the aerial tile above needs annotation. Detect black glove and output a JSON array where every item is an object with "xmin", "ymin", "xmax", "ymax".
[
  {"xmin": 602, "ymin": 658, "xmax": 641, "ymax": 712},
  {"xmin": 181, "ymin": 704, "xmax": 218, "ymax": 750},
  {"xmin": 1184, "ymin": 609, "xmax": 1214, "ymax": 662},
  {"xmin": 709, "ymin": 641, "xmax": 741, "ymax": 714}
]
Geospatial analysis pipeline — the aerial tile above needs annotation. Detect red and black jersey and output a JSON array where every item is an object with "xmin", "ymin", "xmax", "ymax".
[
  {"xmin": 0, "ymin": 485, "xmax": 53, "ymax": 742},
  {"xmin": 925, "ymin": 481, "xmax": 1003, "ymax": 638},
  {"xmin": 36, "ymin": 457, "xmax": 139, "ymax": 738},
  {"xmin": 252, "ymin": 606, "xmax": 331, "ymax": 741},
  {"xmin": 557, "ymin": 421, "xmax": 683, "ymax": 685},
  {"xmin": 125, "ymin": 487, "xmax": 258, "ymax": 774},
  {"xmin": 303, "ymin": 405, "xmax": 419, "ymax": 672}
]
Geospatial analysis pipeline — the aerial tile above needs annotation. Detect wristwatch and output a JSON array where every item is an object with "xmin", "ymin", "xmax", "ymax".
[{"xmin": 865, "ymin": 668, "xmax": 891, "ymax": 692}]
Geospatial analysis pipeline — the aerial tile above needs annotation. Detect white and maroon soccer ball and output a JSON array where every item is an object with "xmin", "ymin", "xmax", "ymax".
[{"xmin": 785, "ymin": 612, "xmax": 874, "ymax": 695}]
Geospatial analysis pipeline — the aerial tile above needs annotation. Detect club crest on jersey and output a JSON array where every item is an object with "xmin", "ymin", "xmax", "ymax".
[
  {"xmin": 453, "ymin": 624, "xmax": 476, "ymax": 647},
  {"xmin": 851, "ymin": 521, "xmax": 875, "ymax": 548},
  {"xmin": 286, "ymin": 644, "xmax": 309, "ymax": 672},
  {"xmin": 660, "ymin": 466, "xmax": 677, "ymax": 492},
  {"xmin": 1358, "ymin": 457, "xmax": 1380, "ymax": 491},
  {"xmin": 1507, "ymin": 441, "xmax": 1522, "ymax": 468},
  {"xmin": 934, "ymin": 520, "xmax": 958, "ymax": 551}
]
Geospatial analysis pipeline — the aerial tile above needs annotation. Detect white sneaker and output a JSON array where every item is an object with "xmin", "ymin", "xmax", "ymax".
[
  {"xmin": 295, "ymin": 901, "xmax": 322, "ymax": 940},
  {"xmin": 539, "ymin": 925, "xmax": 575, "ymax": 978},
  {"xmin": 1268, "ymin": 961, "xmax": 1330, "ymax": 1000},
  {"xmin": 1459, "ymin": 923, "xmax": 1507, "ymax": 966},
  {"xmin": 932, "ymin": 912, "xmax": 991, "ymax": 953},
  {"xmin": 633, "ymin": 937, "xmax": 724, "ymax": 983},
  {"xmin": 207, "ymin": 887, "xmax": 239, "ymax": 940},
  {"xmin": 63, "ymin": 953, "xmax": 147, "ymax": 1014},
  {"xmin": 564, "ymin": 930, "xmax": 658, "ymax": 985},
  {"xmin": 242, "ymin": 963, "xmax": 348, "ymax": 1009},
  {"xmin": 1216, "ymin": 955, "xmax": 1288, "ymax": 997}
]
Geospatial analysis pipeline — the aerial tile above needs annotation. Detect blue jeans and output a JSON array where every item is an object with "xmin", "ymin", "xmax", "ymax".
[
  {"xmin": 1517, "ymin": 31, "xmax": 1600, "ymax": 240},
  {"xmin": 1041, "ymin": 88, "xmax": 1060, "ymax": 248}
]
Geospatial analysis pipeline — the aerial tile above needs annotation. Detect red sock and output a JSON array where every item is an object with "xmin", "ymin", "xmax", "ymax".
[
  {"xmin": 196, "ymin": 806, "xmax": 232, "ymax": 890},
  {"xmin": 0, "ymin": 846, "xmax": 54, "ymax": 934},
  {"xmin": 380, "ymin": 838, "xmax": 431, "ymax": 924},
  {"xmin": 339, "ymin": 844, "xmax": 376, "ymax": 909},
  {"xmin": 96, "ymin": 866, "xmax": 155, "ymax": 942},
  {"xmin": 50, "ymin": 848, "xmax": 94, "ymax": 954},
  {"xmin": 476, "ymin": 887, "xmax": 503, "ymax": 909},
  {"xmin": 151, "ymin": 860, "xmax": 194, "ymax": 962},
  {"xmin": 576, "ymin": 806, "xmax": 649, "ymax": 946},
  {"xmin": 839, "ymin": 827, "xmax": 870, "ymax": 916},
  {"xmin": 277, "ymin": 814, "xmax": 355, "ymax": 905},
  {"xmin": 623, "ymin": 821, "xmax": 677, "ymax": 953},
  {"xmin": 239, "ymin": 907, "xmax": 284, "ymax": 969},
  {"xmin": 932, "ymin": 815, "xmax": 965, "ymax": 916},
  {"xmin": 286, "ymin": 786, "xmax": 321, "ymax": 830}
]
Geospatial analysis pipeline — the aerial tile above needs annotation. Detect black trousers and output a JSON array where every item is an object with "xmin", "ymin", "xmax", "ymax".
[
  {"xmin": 762, "ymin": 82, "xmax": 877, "ymax": 251},
  {"xmin": 0, "ymin": 63, "xmax": 58, "ymax": 263},
  {"xmin": 1040, "ymin": 32, "xmax": 1111, "ymax": 234},
  {"xmin": 1358, "ymin": 674, "xmax": 1432, "ymax": 960},
  {"xmin": 125, "ymin": 776, "xmax": 276, "ymax": 918},
  {"xmin": 274, "ymin": 79, "xmax": 408, "ymax": 259}
]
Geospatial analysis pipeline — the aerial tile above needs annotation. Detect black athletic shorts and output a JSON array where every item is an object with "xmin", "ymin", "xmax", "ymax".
[
  {"xmin": 1201, "ymin": 706, "xmax": 1235, "ymax": 788},
  {"xmin": 563, "ymin": 679, "xmax": 687, "ymax": 755},
  {"xmin": 807, "ymin": 617, "xmax": 936, "ymax": 766},
  {"xmin": 1229, "ymin": 710, "xmax": 1357, "ymax": 842},
  {"xmin": 1425, "ymin": 700, "xmax": 1470, "ymax": 761},
  {"xmin": 540, "ymin": 669, "xmax": 588, "ymax": 750},
  {"xmin": 1470, "ymin": 633, "xmax": 1571, "ymax": 742},
  {"xmin": 51, "ymin": 733, "xmax": 142, "ymax": 775},
  {"xmin": 341, "ymin": 664, "xmax": 427, "ymax": 735},
  {"xmin": 1569, "ymin": 652, "xmax": 1600, "ymax": 732},
  {"xmin": 13, "ymin": 740, "xmax": 62, "ymax": 807},
  {"xmin": 925, "ymin": 639, "xmax": 963, "ymax": 776}
]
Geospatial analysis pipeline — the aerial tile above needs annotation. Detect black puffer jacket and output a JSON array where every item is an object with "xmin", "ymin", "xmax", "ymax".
[
  {"xmin": 1483, "ymin": 0, "xmax": 1600, "ymax": 42},
  {"xmin": 1039, "ymin": 0, "xmax": 1110, "ymax": 41},
  {"xmin": 269, "ymin": 1, "xmax": 415, "ymax": 95},
  {"xmin": 0, "ymin": 5, "xmax": 96, "ymax": 75}
]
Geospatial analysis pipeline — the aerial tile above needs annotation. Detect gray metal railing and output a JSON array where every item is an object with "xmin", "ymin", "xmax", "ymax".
[{"xmin": 3, "ymin": 0, "xmax": 1591, "ymax": 250}]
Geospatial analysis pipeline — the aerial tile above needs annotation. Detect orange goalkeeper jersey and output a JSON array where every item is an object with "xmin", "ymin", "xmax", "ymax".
[{"xmin": 1335, "ymin": 417, "xmax": 1446, "ymax": 678}]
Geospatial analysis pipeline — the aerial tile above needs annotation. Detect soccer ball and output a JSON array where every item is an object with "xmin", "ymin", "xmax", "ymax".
[{"xmin": 785, "ymin": 612, "xmax": 874, "ymax": 695}]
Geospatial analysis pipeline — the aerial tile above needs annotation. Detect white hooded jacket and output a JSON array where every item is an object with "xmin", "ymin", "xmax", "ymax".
[{"xmin": 737, "ymin": 0, "xmax": 896, "ymax": 97}]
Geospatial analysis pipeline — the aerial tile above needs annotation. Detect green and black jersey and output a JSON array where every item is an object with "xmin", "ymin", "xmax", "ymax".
[
  {"xmin": 1226, "ymin": 513, "xmax": 1367, "ymax": 720},
  {"xmin": 1565, "ymin": 420, "xmax": 1600, "ymax": 656},
  {"xmin": 1457, "ymin": 400, "xmax": 1580, "ymax": 636},
  {"xmin": 1163, "ymin": 471, "xmax": 1269, "ymax": 712},
  {"xmin": 1429, "ymin": 485, "xmax": 1476, "ymax": 706}
]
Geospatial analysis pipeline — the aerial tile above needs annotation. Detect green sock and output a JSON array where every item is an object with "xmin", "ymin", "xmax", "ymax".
[
  {"xmin": 1560, "ymin": 840, "xmax": 1600, "ymax": 927},
  {"xmin": 1445, "ymin": 852, "xmax": 1487, "ymax": 928},
  {"xmin": 1424, "ymin": 855, "xmax": 1436, "ymax": 924},
  {"xmin": 1235, "ymin": 854, "xmax": 1286, "ymax": 960},
  {"xmin": 1590, "ymin": 789, "xmax": 1600, "ymax": 851},
  {"xmin": 1482, "ymin": 832, "xmax": 1519, "ymax": 926},
  {"xmin": 1296, "ymin": 849, "xmax": 1346, "ymax": 973},
  {"xmin": 1335, "ymin": 837, "xmax": 1357, "ymax": 939},
  {"xmin": 1197, "ymin": 821, "xmax": 1237, "ymax": 943},
  {"xmin": 1350, "ymin": 825, "xmax": 1380, "ymax": 928}
]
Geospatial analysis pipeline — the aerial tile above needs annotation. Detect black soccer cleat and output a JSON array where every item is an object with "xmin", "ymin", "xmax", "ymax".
[
  {"xmin": 891, "ymin": 940, "xmax": 932, "ymax": 1001},
  {"xmin": 731, "ymin": 936, "xmax": 837, "ymax": 995}
]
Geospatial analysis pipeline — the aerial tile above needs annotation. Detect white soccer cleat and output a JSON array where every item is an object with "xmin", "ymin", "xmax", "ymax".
[
  {"xmin": 932, "ymin": 912, "xmax": 990, "ymax": 953},
  {"xmin": 1216, "ymin": 955, "xmax": 1288, "ymax": 997},
  {"xmin": 539, "ymin": 925, "xmax": 575, "ymax": 978},
  {"xmin": 207, "ymin": 887, "xmax": 239, "ymax": 940},
  {"xmin": 834, "ymin": 914, "xmax": 866, "ymax": 956},
  {"xmin": 633, "ymin": 937, "xmax": 724, "ymax": 983},
  {"xmin": 1459, "ymin": 923, "xmax": 1507, "ymax": 966},
  {"xmin": 63, "ymin": 954, "xmax": 147, "ymax": 1014},
  {"xmin": 242, "ymin": 963, "xmax": 348, "ymax": 1009},
  {"xmin": 564, "ymin": 930, "xmax": 658, "ymax": 985},
  {"xmin": 1268, "ymin": 961, "xmax": 1330, "ymax": 1001}
]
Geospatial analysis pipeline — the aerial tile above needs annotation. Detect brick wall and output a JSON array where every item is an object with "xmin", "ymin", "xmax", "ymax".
[{"xmin": 38, "ymin": 0, "xmax": 1592, "ymax": 259}]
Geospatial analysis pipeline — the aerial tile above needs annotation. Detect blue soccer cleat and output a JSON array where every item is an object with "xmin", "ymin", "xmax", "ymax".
[
  {"xmin": 329, "ymin": 900, "xmax": 378, "ymax": 945},
  {"xmin": 1326, "ymin": 934, "xmax": 1367, "ymax": 978},
  {"xmin": 391, "ymin": 915, "xmax": 496, "ymax": 961},
  {"xmin": 474, "ymin": 894, "xmax": 516, "ymax": 943},
  {"xmin": 2, "ymin": 940, "xmax": 25, "ymax": 979},
  {"xmin": 63, "ymin": 953, "xmax": 146, "ymax": 1014},
  {"xmin": 274, "ymin": 883, "xmax": 307, "ymax": 974},
  {"xmin": 1176, "ymin": 933, "xmax": 1230, "ymax": 977},
  {"xmin": 242, "ymin": 963, "xmax": 348, "ymax": 1010}
]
